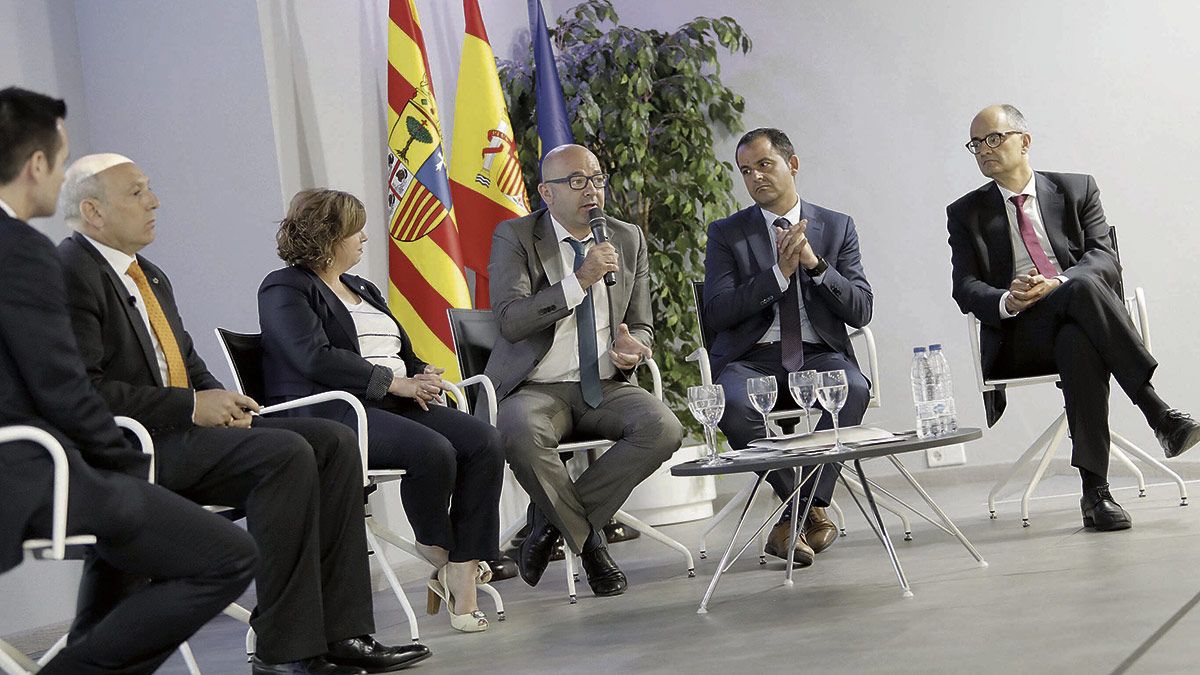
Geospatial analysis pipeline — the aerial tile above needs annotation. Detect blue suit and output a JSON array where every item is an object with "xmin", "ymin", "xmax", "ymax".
[{"xmin": 703, "ymin": 200, "xmax": 873, "ymax": 506}]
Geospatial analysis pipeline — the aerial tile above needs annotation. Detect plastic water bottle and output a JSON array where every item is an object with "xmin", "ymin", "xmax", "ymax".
[
  {"xmin": 911, "ymin": 347, "xmax": 938, "ymax": 438},
  {"xmin": 927, "ymin": 344, "xmax": 958, "ymax": 435}
]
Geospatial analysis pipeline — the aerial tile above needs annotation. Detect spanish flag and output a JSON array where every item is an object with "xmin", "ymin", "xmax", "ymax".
[
  {"xmin": 387, "ymin": 0, "xmax": 469, "ymax": 380},
  {"xmin": 450, "ymin": 0, "xmax": 530, "ymax": 308}
]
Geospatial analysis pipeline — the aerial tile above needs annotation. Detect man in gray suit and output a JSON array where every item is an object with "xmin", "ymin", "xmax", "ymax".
[{"xmin": 486, "ymin": 144, "xmax": 683, "ymax": 597}]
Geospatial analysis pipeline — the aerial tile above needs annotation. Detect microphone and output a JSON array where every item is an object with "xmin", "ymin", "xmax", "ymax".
[{"xmin": 587, "ymin": 207, "xmax": 616, "ymax": 287}]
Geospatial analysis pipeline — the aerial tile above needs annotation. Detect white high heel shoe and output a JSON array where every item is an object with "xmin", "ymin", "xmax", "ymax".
[{"xmin": 427, "ymin": 565, "xmax": 489, "ymax": 633}]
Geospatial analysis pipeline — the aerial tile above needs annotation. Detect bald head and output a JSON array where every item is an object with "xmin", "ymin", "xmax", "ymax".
[
  {"xmin": 540, "ymin": 144, "xmax": 597, "ymax": 180},
  {"xmin": 537, "ymin": 143, "xmax": 605, "ymax": 234},
  {"xmin": 968, "ymin": 104, "xmax": 1032, "ymax": 191}
]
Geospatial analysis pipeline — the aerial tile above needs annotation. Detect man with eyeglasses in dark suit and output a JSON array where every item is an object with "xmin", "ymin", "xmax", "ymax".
[{"xmin": 947, "ymin": 103, "xmax": 1200, "ymax": 532}]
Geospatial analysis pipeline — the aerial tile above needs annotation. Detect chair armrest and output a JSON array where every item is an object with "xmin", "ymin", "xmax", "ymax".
[
  {"xmin": 686, "ymin": 347, "xmax": 714, "ymax": 387},
  {"xmin": 849, "ymin": 326, "xmax": 881, "ymax": 408},
  {"xmin": 260, "ymin": 392, "xmax": 370, "ymax": 486},
  {"xmin": 1132, "ymin": 287, "xmax": 1151, "ymax": 356},
  {"xmin": 965, "ymin": 313, "xmax": 993, "ymax": 393},
  {"xmin": 442, "ymin": 375, "xmax": 497, "ymax": 427},
  {"xmin": 0, "ymin": 426, "xmax": 70, "ymax": 560},
  {"xmin": 646, "ymin": 357, "xmax": 663, "ymax": 401},
  {"xmin": 114, "ymin": 415, "xmax": 155, "ymax": 484}
]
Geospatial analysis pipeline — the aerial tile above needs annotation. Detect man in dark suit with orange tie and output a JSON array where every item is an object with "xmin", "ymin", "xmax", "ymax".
[
  {"xmin": 947, "ymin": 103, "xmax": 1200, "ymax": 531},
  {"xmin": 56, "ymin": 153, "xmax": 429, "ymax": 673}
]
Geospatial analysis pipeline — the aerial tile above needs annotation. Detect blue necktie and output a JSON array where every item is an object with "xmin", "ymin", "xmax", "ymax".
[{"xmin": 567, "ymin": 239, "xmax": 604, "ymax": 408}]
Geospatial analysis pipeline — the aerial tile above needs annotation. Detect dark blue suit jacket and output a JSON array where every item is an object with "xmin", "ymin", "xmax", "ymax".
[
  {"xmin": 947, "ymin": 171, "xmax": 1121, "ymax": 424},
  {"xmin": 1, "ymin": 214, "xmax": 147, "ymax": 572},
  {"xmin": 702, "ymin": 201, "xmax": 873, "ymax": 378},
  {"xmin": 257, "ymin": 265, "xmax": 427, "ymax": 415}
]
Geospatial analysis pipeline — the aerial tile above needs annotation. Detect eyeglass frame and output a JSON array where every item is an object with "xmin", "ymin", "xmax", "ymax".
[
  {"xmin": 964, "ymin": 130, "xmax": 1024, "ymax": 155},
  {"xmin": 541, "ymin": 172, "xmax": 610, "ymax": 190}
]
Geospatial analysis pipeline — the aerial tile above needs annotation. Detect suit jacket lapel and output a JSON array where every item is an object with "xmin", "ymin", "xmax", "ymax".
[
  {"xmin": 306, "ymin": 268, "xmax": 359, "ymax": 352},
  {"xmin": 1035, "ymin": 172, "xmax": 1071, "ymax": 267},
  {"xmin": 797, "ymin": 200, "xmax": 822, "ymax": 298},
  {"xmin": 981, "ymin": 184, "xmax": 1012, "ymax": 283},
  {"xmin": 73, "ymin": 233, "xmax": 163, "ymax": 386},
  {"xmin": 534, "ymin": 211, "xmax": 564, "ymax": 285},
  {"xmin": 606, "ymin": 216, "xmax": 632, "ymax": 341},
  {"xmin": 743, "ymin": 208, "xmax": 774, "ymax": 274}
]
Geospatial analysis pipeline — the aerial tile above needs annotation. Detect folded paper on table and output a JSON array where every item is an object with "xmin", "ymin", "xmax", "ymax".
[{"xmin": 747, "ymin": 425, "xmax": 898, "ymax": 452}]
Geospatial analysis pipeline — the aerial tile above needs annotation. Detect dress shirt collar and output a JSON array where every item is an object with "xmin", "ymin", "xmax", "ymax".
[
  {"xmin": 759, "ymin": 195, "xmax": 803, "ymax": 229},
  {"xmin": 995, "ymin": 170, "xmax": 1037, "ymax": 203},
  {"xmin": 81, "ymin": 233, "xmax": 138, "ymax": 278},
  {"xmin": 549, "ymin": 212, "xmax": 593, "ymax": 244},
  {"xmin": 0, "ymin": 197, "xmax": 16, "ymax": 218}
]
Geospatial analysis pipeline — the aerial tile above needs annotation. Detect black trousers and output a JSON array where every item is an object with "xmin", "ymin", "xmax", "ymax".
[
  {"xmin": 14, "ymin": 449, "xmax": 257, "ymax": 675},
  {"xmin": 70, "ymin": 416, "xmax": 373, "ymax": 664},
  {"xmin": 989, "ymin": 274, "xmax": 1157, "ymax": 478},
  {"xmin": 717, "ymin": 342, "xmax": 871, "ymax": 508},
  {"xmin": 341, "ymin": 396, "xmax": 504, "ymax": 562}
]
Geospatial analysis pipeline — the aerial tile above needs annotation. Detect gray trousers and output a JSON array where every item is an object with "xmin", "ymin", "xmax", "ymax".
[{"xmin": 496, "ymin": 379, "xmax": 684, "ymax": 553}]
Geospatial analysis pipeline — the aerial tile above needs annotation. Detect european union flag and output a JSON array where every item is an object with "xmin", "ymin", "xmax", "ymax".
[{"xmin": 528, "ymin": 0, "xmax": 574, "ymax": 161}]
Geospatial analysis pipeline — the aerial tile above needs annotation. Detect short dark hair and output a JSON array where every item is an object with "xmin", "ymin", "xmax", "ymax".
[
  {"xmin": 736, "ymin": 127, "xmax": 795, "ymax": 163},
  {"xmin": 276, "ymin": 188, "xmax": 367, "ymax": 270},
  {"xmin": 0, "ymin": 87, "xmax": 67, "ymax": 185}
]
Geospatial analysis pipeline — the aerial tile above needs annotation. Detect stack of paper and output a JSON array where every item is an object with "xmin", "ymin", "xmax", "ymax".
[{"xmin": 746, "ymin": 425, "xmax": 898, "ymax": 453}]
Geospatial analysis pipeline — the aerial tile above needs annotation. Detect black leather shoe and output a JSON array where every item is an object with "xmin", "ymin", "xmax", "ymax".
[
  {"xmin": 483, "ymin": 555, "xmax": 519, "ymax": 582},
  {"xmin": 517, "ymin": 507, "xmax": 560, "ymax": 587},
  {"xmin": 250, "ymin": 655, "xmax": 366, "ymax": 674},
  {"xmin": 1081, "ymin": 484, "xmax": 1132, "ymax": 531},
  {"xmin": 580, "ymin": 547, "xmax": 628, "ymax": 597},
  {"xmin": 326, "ymin": 636, "xmax": 431, "ymax": 672},
  {"xmin": 1156, "ymin": 409, "xmax": 1200, "ymax": 459}
]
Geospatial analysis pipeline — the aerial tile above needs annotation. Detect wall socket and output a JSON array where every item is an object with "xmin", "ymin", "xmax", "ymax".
[{"xmin": 926, "ymin": 443, "xmax": 966, "ymax": 468}]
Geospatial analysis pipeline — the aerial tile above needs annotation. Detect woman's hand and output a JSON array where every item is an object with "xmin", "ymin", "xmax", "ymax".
[{"xmin": 389, "ymin": 373, "xmax": 447, "ymax": 411}]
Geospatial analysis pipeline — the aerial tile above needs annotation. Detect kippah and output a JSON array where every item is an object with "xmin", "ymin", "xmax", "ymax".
[{"xmin": 65, "ymin": 153, "xmax": 134, "ymax": 180}]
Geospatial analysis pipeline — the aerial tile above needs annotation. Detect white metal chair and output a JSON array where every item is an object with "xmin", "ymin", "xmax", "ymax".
[
  {"xmin": 0, "ymin": 417, "xmax": 235, "ymax": 675},
  {"xmin": 447, "ymin": 308, "xmax": 696, "ymax": 604},
  {"xmin": 687, "ymin": 280, "xmax": 919, "ymax": 562},
  {"xmin": 967, "ymin": 228, "xmax": 1187, "ymax": 526},
  {"xmin": 214, "ymin": 328, "xmax": 506, "ymax": 639}
]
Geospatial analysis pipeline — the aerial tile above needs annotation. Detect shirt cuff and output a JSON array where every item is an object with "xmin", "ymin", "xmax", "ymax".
[
  {"xmin": 563, "ymin": 273, "xmax": 586, "ymax": 309},
  {"xmin": 1055, "ymin": 275, "xmax": 1069, "ymax": 284},
  {"xmin": 810, "ymin": 268, "xmax": 828, "ymax": 285},
  {"xmin": 999, "ymin": 292, "xmax": 1018, "ymax": 319},
  {"xmin": 772, "ymin": 265, "xmax": 788, "ymax": 292}
]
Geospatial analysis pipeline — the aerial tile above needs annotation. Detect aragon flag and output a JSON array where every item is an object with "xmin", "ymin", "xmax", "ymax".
[
  {"xmin": 387, "ymin": 0, "xmax": 470, "ymax": 380},
  {"xmin": 450, "ymin": 0, "xmax": 531, "ymax": 308}
]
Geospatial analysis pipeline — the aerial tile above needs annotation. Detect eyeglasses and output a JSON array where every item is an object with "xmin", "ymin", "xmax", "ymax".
[
  {"xmin": 965, "ymin": 130, "xmax": 1023, "ymax": 155},
  {"xmin": 542, "ymin": 173, "xmax": 609, "ymax": 190}
]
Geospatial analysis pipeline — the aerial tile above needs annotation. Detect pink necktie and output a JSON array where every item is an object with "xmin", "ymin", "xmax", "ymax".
[{"xmin": 1009, "ymin": 194, "xmax": 1059, "ymax": 277}]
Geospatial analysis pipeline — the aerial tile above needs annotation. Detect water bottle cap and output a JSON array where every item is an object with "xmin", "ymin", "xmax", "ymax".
[
  {"xmin": 928, "ymin": 343, "xmax": 942, "ymax": 350},
  {"xmin": 913, "ymin": 346, "xmax": 926, "ymax": 353}
]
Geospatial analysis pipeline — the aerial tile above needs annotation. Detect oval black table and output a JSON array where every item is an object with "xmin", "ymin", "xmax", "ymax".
[{"xmin": 672, "ymin": 427, "xmax": 987, "ymax": 613}]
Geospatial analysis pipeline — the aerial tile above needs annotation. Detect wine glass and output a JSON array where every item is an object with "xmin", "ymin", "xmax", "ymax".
[
  {"xmin": 816, "ymin": 370, "xmax": 850, "ymax": 452},
  {"xmin": 687, "ymin": 384, "xmax": 729, "ymax": 466},
  {"xmin": 788, "ymin": 369, "xmax": 819, "ymax": 434},
  {"xmin": 746, "ymin": 376, "xmax": 778, "ymax": 438}
]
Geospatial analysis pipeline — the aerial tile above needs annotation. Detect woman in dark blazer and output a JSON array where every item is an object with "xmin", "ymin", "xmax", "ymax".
[{"xmin": 258, "ymin": 188, "xmax": 503, "ymax": 633}]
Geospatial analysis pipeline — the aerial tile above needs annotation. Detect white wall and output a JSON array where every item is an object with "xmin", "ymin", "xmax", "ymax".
[{"xmin": 608, "ymin": 0, "xmax": 1200, "ymax": 468}]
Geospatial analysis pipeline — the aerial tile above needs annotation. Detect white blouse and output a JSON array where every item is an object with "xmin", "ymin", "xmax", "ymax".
[{"xmin": 342, "ymin": 296, "xmax": 407, "ymax": 379}]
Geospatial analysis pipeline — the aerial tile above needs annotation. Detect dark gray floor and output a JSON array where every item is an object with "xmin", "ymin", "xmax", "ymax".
[
  {"xmin": 135, "ymin": 470, "xmax": 1200, "ymax": 675},
  {"xmin": 15, "ymin": 470, "xmax": 1200, "ymax": 674}
]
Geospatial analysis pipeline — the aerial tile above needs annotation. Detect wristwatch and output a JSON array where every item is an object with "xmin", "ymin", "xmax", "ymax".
[{"xmin": 802, "ymin": 256, "xmax": 828, "ymax": 278}]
